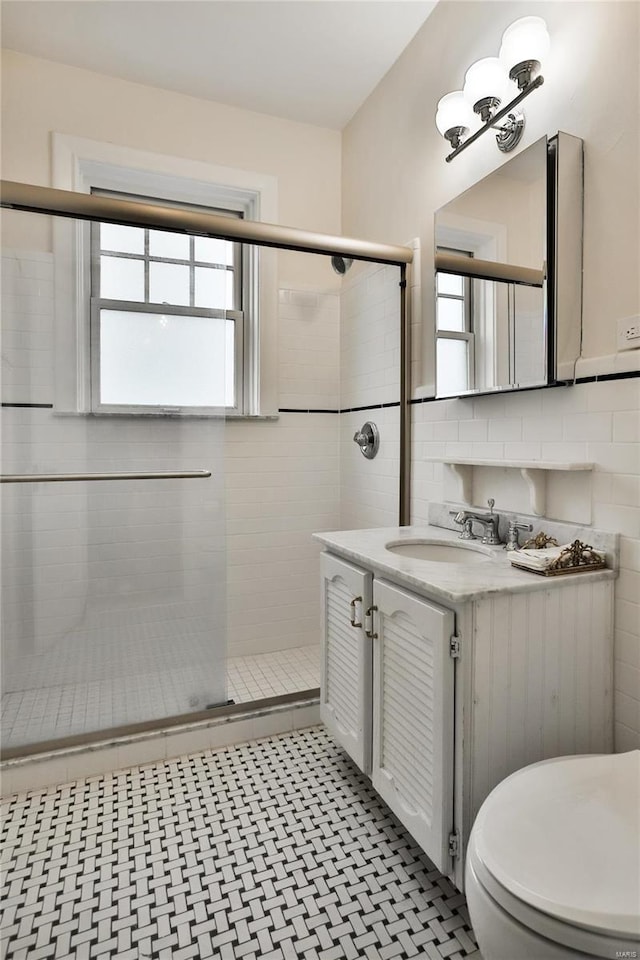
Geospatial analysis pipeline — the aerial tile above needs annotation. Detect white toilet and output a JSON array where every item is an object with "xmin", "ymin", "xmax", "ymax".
[{"xmin": 465, "ymin": 750, "xmax": 640, "ymax": 959}]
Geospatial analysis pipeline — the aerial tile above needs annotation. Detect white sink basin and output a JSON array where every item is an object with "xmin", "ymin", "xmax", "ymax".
[{"xmin": 385, "ymin": 540, "xmax": 493, "ymax": 564}]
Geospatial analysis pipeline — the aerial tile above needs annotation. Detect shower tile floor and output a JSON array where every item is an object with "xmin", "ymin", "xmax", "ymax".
[
  {"xmin": 227, "ymin": 645, "xmax": 319, "ymax": 704},
  {"xmin": 2, "ymin": 645, "xmax": 319, "ymax": 751},
  {"xmin": 1, "ymin": 726, "xmax": 480, "ymax": 960}
]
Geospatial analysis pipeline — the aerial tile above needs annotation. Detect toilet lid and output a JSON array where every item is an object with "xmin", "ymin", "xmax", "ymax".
[{"xmin": 472, "ymin": 751, "xmax": 640, "ymax": 938}]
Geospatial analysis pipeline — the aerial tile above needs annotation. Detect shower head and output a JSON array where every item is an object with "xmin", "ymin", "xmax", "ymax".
[{"xmin": 331, "ymin": 256, "xmax": 353, "ymax": 275}]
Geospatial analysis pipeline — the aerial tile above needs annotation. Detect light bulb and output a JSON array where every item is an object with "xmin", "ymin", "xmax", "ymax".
[
  {"xmin": 435, "ymin": 91, "xmax": 476, "ymax": 142},
  {"xmin": 463, "ymin": 58, "xmax": 513, "ymax": 116},
  {"xmin": 499, "ymin": 16, "xmax": 550, "ymax": 88}
]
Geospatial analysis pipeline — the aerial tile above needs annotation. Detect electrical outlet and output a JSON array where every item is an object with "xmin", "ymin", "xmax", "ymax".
[{"xmin": 617, "ymin": 315, "xmax": 640, "ymax": 351}]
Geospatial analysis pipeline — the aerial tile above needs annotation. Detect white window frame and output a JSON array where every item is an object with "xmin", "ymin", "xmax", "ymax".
[
  {"xmin": 90, "ymin": 189, "xmax": 244, "ymax": 415},
  {"xmin": 52, "ymin": 134, "xmax": 279, "ymax": 416},
  {"xmin": 434, "ymin": 213, "xmax": 506, "ymax": 396},
  {"xmin": 435, "ymin": 246, "xmax": 475, "ymax": 395}
]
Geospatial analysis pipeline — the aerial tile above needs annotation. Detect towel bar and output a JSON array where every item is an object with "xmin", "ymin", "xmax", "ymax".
[{"xmin": 0, "ymin": 470, "xmax": 212, "ymax": 483}]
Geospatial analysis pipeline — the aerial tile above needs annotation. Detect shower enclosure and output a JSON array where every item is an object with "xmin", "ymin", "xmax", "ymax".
[{"xmin": 1, "ymin": 181, "xmax": 411, "ymax": 758}]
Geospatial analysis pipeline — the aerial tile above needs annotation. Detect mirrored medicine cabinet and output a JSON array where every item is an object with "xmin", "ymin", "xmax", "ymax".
[{"xmin": 434, "ymin": 132, "xmax": 583, "ymax": 399}]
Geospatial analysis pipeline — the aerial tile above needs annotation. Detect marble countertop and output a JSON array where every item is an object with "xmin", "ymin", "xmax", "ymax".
[{"xmin": 313, "ymin": 524, "xmax": 617, "ymax": 605}]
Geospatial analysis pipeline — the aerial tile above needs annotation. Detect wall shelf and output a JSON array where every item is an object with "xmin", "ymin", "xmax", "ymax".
[{"xmin": 423, "ymin": 457, "xmax": 594, "ymax": 517}]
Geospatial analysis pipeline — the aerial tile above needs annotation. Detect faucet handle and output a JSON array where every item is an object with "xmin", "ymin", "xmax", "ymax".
[
  {"xmin": 512, "ymin": 520, "xmax": 533, "ymax": 533},
  {"xmin": 505, "ymin": 519, "xmax": 534, "ymax": 551},
  {"xmin": 487, "ymin": 498, "xmax": 495, "ymax": 514}
]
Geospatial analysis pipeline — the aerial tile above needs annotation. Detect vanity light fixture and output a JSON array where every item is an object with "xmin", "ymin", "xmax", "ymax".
[{"xmin": 436, "ymin": 16, "xmax": 549, "ymax": 162}]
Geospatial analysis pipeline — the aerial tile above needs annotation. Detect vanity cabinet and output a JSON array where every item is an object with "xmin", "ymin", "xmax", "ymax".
[
  {"xmin": 371, "ymin": 579, "xmax": 455, "ymax": 872},
  {"xmin": 320, "ymin": 554, "xmax": 372, "ymax": 775},
  {"xmin": 321, "ymin": 554, "xmax": 456, "ymax": 874},
  {"xmin": 319, "ymin": 546, "xmax": 614, "ymax": 889}
]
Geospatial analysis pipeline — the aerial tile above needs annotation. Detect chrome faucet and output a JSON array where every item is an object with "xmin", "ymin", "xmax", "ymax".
[
  {"xmin": 449, "ymin": 510, "xmax": 476, "ymax": 539},
  {"xmin": 451, "ymin": 498, "xmax": 502, "ymax": 545}
]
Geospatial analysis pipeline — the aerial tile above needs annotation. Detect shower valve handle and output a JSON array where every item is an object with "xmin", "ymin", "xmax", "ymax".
[{"xmin": 353, "ymin": 421, "xmax": 379, "ymax": 460}]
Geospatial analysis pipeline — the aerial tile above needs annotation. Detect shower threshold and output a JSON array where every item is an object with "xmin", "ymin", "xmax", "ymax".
[
  {"xmin": 1, "ymin": 687, "xmax": 319, "ymax": 762},
  {"xmin": 0, "ymin": 688, "xmax": 321, "ymax": 795}
]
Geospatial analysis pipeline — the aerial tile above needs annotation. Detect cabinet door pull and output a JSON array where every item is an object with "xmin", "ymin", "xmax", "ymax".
[
  {"xmin": 365, "ymin": 605, "xmax": 378, "ymax": 639},
  {"xmin": 349, "ymin": 596, "xmax": 363, "ymax": 628}
]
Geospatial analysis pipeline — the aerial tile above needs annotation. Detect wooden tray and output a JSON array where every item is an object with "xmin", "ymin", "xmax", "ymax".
[{"xmin": 510, "ymin": 560, "xmax": 607, "ymax": 577}]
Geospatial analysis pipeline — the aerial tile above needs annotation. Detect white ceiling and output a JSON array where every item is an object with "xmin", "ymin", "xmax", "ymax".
[{"xmin": 1, "ymin": 1, "xmax": 437, "ymax": 129}]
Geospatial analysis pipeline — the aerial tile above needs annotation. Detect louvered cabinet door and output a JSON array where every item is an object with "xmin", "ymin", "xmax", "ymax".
[
  {"xmin": 320, "ymin": 553, "xmax": 373, "ymax": 774},
  {"xmin": 371, "ymin": 579, "xmax": 455, "ymax": 874}
]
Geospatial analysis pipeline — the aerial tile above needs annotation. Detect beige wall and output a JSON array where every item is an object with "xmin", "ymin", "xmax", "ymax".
[
  {"xmin": 342, "ymin": 0, "xmax": 639, "ymax": 377},
  {"xmin": 1, "ymin": 49, "xmax": 342, "ymax": 287}
]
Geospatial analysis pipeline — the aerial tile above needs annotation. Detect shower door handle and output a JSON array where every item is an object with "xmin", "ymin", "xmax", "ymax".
[{"xmin": 0, "ymin": 470, "xmax": 212, "ymax": 483}]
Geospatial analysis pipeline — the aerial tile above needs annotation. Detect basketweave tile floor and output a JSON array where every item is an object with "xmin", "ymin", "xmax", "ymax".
[{"xmin": 0, "ymin": 727, "xmax": 480, "ymax": 960}]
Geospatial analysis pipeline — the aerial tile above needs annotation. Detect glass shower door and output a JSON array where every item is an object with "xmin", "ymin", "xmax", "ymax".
[{"xmin": 1, "ymin": 208, "xmax": 228, "ymax": 753}]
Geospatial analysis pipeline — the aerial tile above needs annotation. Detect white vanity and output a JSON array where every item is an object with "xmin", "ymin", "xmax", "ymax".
[{"xmin": 313, "ymin": 515, "xmax": 617, "ymax": 891}]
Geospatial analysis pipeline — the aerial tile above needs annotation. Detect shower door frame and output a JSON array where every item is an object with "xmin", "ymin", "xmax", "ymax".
[{"xmin": 0, "ymin": 179, "xmax": 414, "ymax": 758}]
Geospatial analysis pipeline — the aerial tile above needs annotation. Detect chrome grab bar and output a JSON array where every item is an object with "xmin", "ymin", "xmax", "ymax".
[{"xmin": 0, "ymin": 470, "xmax": 212, "ymax": 483}]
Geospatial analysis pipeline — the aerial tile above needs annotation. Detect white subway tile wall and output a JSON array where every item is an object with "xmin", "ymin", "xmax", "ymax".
[
  {"xmin": 338, "ymin": 261, "xmax": 401, "ymax": 529},
  {"xmin": 221, "ymin": 284, "xmax": 340, "ymax": 658},
  {"xmin": 340, "ymin": 408, "xmax": 400, "ymax": 529},
  {"xmin": 410, "ymin": 377, "xmax": 640, "ymax": 750},
  {"xmin": 1, "ymin": 251, "xmax": 54, "ymax": 405},
  {"xmin": 224, "ymin": 282, "xmax": 342, "ymax": 658},
  {"xmin": 225, "ymin": 411, "xmax": 340, "ymax": 657},
  {"xmin": 340, "ymin": 261, "xmax": 401, "ymax": 410},
  {"xmin": 278, "ymin": 289, "xmax": 340, "ymax": 410}
]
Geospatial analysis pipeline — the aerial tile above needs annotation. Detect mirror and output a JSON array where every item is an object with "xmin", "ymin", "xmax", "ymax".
[{"xmin": 434, "ymin": 133, "xmax": 583, "ymax": 398}]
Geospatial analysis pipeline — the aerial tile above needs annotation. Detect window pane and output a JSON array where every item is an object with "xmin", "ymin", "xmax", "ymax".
[
  {"xmin": 194, "ymin": 267, "xmax": 234, "ymax": 310},
  {"xmin": 100, "ymin": 255, "xmax": 144, "ymax": 301},
  {"xmin": 437, "ymin": 337, "xmax": 469, "ymax": 396},
  {"xmin": 100, "ymin": 223, "xmax": 144, "ymax": 254},
  {"xmin": 148, "ymin": 229, "xmax": 190, "ymax": 260},
  {"xmin": 437, "ymin": 296, "xmax": 465, "ymax": 331},
  {"xmin": 194, "ymin": 236, "xmax": 234, "ymax": 266},
  {"xmin": 149, "ymin": 261, "xmax": 190, "ymax": 306},
  {"xmin": 437, "ymin": 272, "xmax": 463, "ymax": 296},
  {"xmin": 100, "ymin": 309, "xmax": 232, "ymax": 407}
]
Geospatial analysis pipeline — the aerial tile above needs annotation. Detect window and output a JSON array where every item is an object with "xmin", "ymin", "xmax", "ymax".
[
  {"xmin": 91, "ymin": 191, "xmax": 245, "ymax": 415},
  {"xmin": 435, "ymin": 248, "xmax": 474, "ymax": 396},
  {"xmin": 52, "ymin": 135, "xmax": 279, "ymax": 417}
]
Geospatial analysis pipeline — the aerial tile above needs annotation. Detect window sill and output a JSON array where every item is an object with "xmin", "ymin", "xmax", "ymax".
[{"xmin": 52, "ymin": 410, "xmax": 280, "ymax": 422}]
